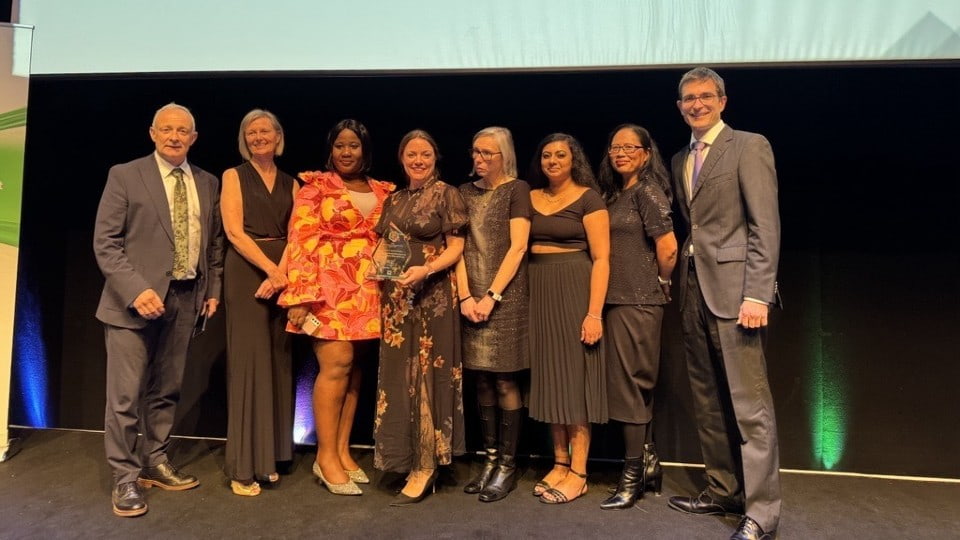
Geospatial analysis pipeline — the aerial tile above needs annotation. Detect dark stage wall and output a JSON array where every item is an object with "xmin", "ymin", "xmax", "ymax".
[{"xmin": 9, "ymin": 64, "xmax": 960, "ymax": 478}]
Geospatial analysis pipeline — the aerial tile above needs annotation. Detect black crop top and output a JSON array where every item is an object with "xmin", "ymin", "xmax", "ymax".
[{"xmin": 529, "ymin": 189, "xmax": 606, "ymax": 250}]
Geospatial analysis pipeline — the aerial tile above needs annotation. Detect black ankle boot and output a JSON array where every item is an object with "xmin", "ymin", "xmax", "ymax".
[
  {"xmin": 643, "ymin": 443, "xmax": 663, "ymax": 495},
  {"xmin": 464, "ymin": 405, "xmax": 498, "ymax": 494},
  {"xmin": 599, "ymin": 457, "xmax": 644, "ymax": 510},
  {"xmin": 478, "ymin": 409, "xmax": 522, "ymax": 502}
]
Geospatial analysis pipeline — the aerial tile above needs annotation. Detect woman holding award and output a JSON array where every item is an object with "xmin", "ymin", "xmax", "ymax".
[
  {"xmin": 372, "ymin": 129, "xmax": 468, "ymax": 506},
  {"xmin": 455, "ymin": 126, "xmax": 531, "ymax": 502},
  {"xmin": 281, "ymin": 119, "xmax": 393, "ymax": 496}
]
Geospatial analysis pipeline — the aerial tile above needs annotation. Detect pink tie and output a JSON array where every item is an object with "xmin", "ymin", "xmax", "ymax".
[{"xmin": 691, "ymin": 141, "xmax": 706, "ymax": 191}]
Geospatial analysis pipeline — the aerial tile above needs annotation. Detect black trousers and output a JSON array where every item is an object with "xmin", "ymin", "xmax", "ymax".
[
  {"xmin": 681, "ymin": 263, "xmax": 781, "ymax": 532},
  {"xmin": 103, "ymin": 281, "xmax": 197, "ymax": 485}
]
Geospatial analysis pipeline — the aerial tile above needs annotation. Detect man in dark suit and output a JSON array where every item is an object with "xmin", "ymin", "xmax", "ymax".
[
  {"xmin": 94, "ymin": 103, "xmax": 223, "ymax": 517},
  {"xmin": 666, "ymin": 67, "xmax": 782, "ymax": 540}
]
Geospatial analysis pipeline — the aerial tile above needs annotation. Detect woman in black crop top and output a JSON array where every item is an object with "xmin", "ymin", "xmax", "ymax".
[
  {"xmin": 595, "ymin": 124, "xmax": 678, "ymax": 510},
  {"xmin": 526, "ymin": 133, "xmax": 610, "ymax": 505}
]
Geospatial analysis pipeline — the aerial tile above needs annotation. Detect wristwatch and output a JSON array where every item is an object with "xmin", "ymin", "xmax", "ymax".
[
  {"xmin": 486, "ymin": 289, "xmax": 503, "ymax": 302},
  {"xmin": 657, "ymin": 275, "xmax": 671, "ymax": 286}
]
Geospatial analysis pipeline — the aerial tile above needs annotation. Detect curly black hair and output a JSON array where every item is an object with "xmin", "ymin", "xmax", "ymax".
[{"xmin": 526, "ymin": 132, "xmax": 597, "ymax": 191}]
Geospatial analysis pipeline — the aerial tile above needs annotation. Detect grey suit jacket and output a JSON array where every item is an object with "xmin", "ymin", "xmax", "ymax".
[
  {"xmin": 94, "ymin": 154, "xmax": 224, "ymax": 329},
  {"xmin": 671, "ymin": 125, "xmax": 780, "ymax": 319}
]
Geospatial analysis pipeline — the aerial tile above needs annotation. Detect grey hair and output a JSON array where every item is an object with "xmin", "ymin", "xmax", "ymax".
[
  {"xmin": 237, "ymin": 109, "xmax": 284, "ymax": 160},
  {"xmin": 151, "ymin": 102, "xmax": 196, "ymax": 131},
  {"xmin": 678, "ymin": 67, "xmax": 726, "ymax": 98},
  {"xmin": 471, "ymin": 126, "xmax": 517, "ymax": 179}
]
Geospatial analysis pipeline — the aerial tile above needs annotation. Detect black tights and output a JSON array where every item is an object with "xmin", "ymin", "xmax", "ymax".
[
  {"xmin": 475, "ymin": 371, "xmax": 522, "ymax": 411},
  {"xmin": 622, "ymin": 422, "xmax": 651, "ymax": 459}
]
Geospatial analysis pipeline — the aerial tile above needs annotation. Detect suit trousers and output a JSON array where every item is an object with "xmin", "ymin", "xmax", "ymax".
[
  {"xmin": 103, "ymin": 280, "xmax": 198, "ymax": 485},
  {"xmin": 681, "ymin": 263, "xmax": 781, "ymax": 532}
]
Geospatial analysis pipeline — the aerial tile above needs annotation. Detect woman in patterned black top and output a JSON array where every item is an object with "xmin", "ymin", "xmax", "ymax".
[
  {"xmin": 455, "ymin": 126, "xmax": 531, "ymax": 502},
  {"xmin": 595, "ymin": 124, "xmax": 677, "ymax": 510}
]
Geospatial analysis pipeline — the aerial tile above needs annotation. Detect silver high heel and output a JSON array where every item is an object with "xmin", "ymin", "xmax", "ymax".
[
  {"xmin": 313, "ymin": 462, "xmax": 362, "ymax": 495},
  {"xmin": 345, "ymin": 468, "xmax": 370, "ymax": 484}
]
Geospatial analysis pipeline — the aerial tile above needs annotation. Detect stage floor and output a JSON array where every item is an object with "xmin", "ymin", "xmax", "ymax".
[{"xmin": 1, "ymin": 428, "xmax": 958, "ymax": 539}]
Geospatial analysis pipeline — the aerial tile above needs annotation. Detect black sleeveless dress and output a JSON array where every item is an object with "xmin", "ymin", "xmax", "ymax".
[{"xmin": 224, "ymin": 161, "xmax": 295, "ymax": 482}]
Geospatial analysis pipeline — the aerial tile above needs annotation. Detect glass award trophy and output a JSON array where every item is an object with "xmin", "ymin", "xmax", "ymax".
[{"xmin": 371, "ymin": 223, "xmax": 412, "ymax": 280}]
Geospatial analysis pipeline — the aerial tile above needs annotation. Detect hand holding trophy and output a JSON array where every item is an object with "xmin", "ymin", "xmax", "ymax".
[{"xmin": 371, "ymin": 223, "xmax": 412, "ymax": 280}]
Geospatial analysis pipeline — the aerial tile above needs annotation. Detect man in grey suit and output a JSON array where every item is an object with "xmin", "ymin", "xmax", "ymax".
[
  {"xmin": 94, "ymin": 103, "xmax": 223, "ymax": 517},
  {"xmin": 666, "ymin": 67, "xmax": 781, "ymax": 540}
]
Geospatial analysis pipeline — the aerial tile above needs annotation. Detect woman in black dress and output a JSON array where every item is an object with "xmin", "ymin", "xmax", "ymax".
[
  {"xmin": 455, "ymin": 126, "xmax": 531, "ymax": 502},
  {"xmin": 221, "ymin": 109, "xmax": 298, "ymax": 496},
  {"xmin": 596, "ymin": 124, "xmax": 677, "ymax": 510},
  {"xmin": 373, "ymin": 130, "xmax": 468, "ymax": 505},
  {"xmin": 527, "ymin": 133, "xmax": 610, "ymax": 504}
]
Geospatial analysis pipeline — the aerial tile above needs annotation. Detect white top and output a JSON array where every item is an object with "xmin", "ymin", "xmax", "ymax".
[{"xmin": 349, "ymin": 189, "xmax": 378, "ymax": 218}]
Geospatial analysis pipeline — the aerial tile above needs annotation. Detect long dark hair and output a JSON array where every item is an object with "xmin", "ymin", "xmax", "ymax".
[
  {"xmin": 527, "ymin": 132, "xmax": 597, "ymax": 191},
  {"xmin": 596, "ymin": 123, "xmax": 671, "ymax": 204},
  {"xmin": 325, "ymin": 118, "xmax": 373, "ymax": 175}
]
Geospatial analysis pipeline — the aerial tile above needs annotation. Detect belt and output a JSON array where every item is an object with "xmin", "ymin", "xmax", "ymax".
[{"xmin": 169, "ymin": 278, "xmax": 197, "ymax": 289}]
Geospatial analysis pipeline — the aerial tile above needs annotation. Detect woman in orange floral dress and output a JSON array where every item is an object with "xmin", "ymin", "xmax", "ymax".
[
  {"xmin": 280, "ymin": 119, "xmax": 393, "ymax": 495},
  {"xmin": 373, "ymin": 130, "xmax": 468, "ymax": 506}
]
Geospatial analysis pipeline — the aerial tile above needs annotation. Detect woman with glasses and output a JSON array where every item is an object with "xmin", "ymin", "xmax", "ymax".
[
  {"xmin": 372, "ymin": 130, "xmax": 468, "ymax": 506},
  {"xmin": 527, "ymin": 133, "xmax": 609, "ymax": 504},
  {"xmin": 280, "ymin": 119, "xmax": 393, "ymax": 496},
  {"xmin": 221, "ymin": 109, "xmax": 297, "ymax": 496},
  {"xmin": 595, "ymin": 124, "xmax": 677, "ymax": 510},
  {"xmin": 455, "ymin": 126, "xmax": 531, "ymax": 502}
]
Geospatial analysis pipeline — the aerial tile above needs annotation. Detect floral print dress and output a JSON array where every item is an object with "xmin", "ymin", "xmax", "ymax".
[
  {"xmin": 278, "ymin": 171, "xmax": 393, "ymax": 340},
  {"xmin": 373, "ymin": 178, "xmax": 468, "ymax": 473}
]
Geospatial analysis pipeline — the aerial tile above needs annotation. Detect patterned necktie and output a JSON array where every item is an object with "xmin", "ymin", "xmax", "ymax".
[
  {"xmin": 691, "ymin": 140, "xmax": 707, "ymax": 191},
  {"xmin": 171, "ymin": 167, "xmax": 189, "ymax": 279}
]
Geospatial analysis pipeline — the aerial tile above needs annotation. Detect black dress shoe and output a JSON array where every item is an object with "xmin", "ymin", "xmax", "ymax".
[
  {"xmin": 138, "ymin": 462, "xmax": 199, "ymax": 491},
  {"xmin": 731, "ymin": 516, "xmax": 774, "ymax": 540},
  {"xmin": 668, "ymin": 490, "xmax": 743, "ymax": 516},
  {"xmin": 112, "ymin": 481, "xmax": 147, "ymax": 517}
]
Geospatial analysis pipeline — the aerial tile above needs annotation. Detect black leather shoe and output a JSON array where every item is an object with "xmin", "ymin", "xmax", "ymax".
[
  {"xmin": 600, "ymin": 457, "xmax": 644, "ymax": 510},
  {"xmin": 138, "ymin": 462, "xmax": 199, "ymax": 491},
  {"xmin": 112, "ymin": 481, "xmax": 147, "ymax": 517},
  {"xmin": 731, "ymin": 516, "xmax": 774, "ymax": 540},
  {"xmin": 668, "ymin": 490, "xmax": 743, "ymax": 516}
]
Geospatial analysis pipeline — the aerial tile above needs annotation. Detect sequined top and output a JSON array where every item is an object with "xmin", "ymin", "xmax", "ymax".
[
  {"xmin": 459, "ymin": 179, "xmax": 532, "ymax": 372},
  {"xmin": 606, "ymin": 178, "xmax": 673, "ymax": 305}
]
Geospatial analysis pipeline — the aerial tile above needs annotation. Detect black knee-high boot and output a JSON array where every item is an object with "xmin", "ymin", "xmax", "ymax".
[
  {"xmin": 478, "ymin": 408, "xmax": 521, "ymax": 502},
  {"xmin": 464, "ymin": 405, "xmax": 498, "ymax": 494}
]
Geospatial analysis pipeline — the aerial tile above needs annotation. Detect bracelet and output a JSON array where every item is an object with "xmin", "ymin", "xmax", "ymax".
[
  {"xmin": 586, "ymin": 312, "xmax": 602, "ymax": 321},
  {"xmin": 458, "ymin": 296, "xmax": 471, "ymax": 303},
  {"xmin": 657, "ymin": 275, "xmax": 672, "ymax": 286},
  {"xmin": 425, "ymin": 263, "xmax": 435, "ymax": 276},
  {"xmin": 486, "ymin": 289, "xmax": 503, "ymax": 302}
]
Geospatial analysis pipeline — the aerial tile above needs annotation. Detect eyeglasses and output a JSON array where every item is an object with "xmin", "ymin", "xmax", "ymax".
[
  {"xmin": 680, "ymin": 93, "xmax": 720, "ymax": 105},
  {"xmin": 608, "ymin": 144, "xmax": 646, "ymax": 155},
  {"xmin": 470, "ymin": 149, "xmax": 502, "ymax": 161}
]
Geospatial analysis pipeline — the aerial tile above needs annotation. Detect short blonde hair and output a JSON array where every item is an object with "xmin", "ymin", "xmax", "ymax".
[
  {"xmin": 238, "ymin": 109, "xmax": 285, "ymax": 161},
  {"xmin": 472, "ymin": 126, "xmax": 517, "ymax": 178}
]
